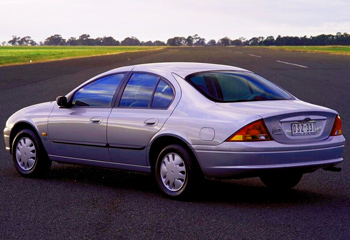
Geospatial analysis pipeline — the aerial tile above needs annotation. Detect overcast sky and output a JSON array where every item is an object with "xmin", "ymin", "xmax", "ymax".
[{"xmin": 1, "ymin": 0, "xmax": 349, "ymax": 43}]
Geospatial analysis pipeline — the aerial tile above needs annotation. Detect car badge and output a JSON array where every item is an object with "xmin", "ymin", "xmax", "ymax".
[{"xmin": 272, "ymin": 127, "xmax": 283, "ymax": 135}]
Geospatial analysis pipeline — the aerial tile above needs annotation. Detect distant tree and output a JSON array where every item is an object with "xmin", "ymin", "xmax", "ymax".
[
  {"xmin": 275, "ymin": 35, "xmax": 283, "ymax": 46},
  {"xmin": 275, "ymin": 35, "xmax": 303, "ymax": 46},
  {"xmin": 67, "ymin": 37, "xmax": 78, "ymax": 46},
  {"xmin": 344, "ymin": 33, "xmax": 350, "ymax": 44},
  {"xmin": 153, "ymin": 40, "xmax": 166, "ymax": 46},
  {"xmin": 101, "ymin": 36, "xmax": 119, "ymax": 46},
  {"xmin": 185, "ymin": 36, "xmax": 194, "ymax": 46},
  {"xmin": 78, "ymin": 34, "xmax": 95, "ymax": 45},
  {"xmin": 141, "ymin": 40, "xmax": 154, "ymax": 46},
  {"xmin": 166, "ymin": 38, "xmax": 176, "ymax": 46},
  {"xmin": 192, "ymin": 34, "xmax": 206, "ymax": 46},
  {"xmin": 18, "ymin": 36, "xmax": 27, "ymax": 45},
  {"xmin": 239, "ymin": 37, "xmax": 249, "ymax": 46},
  {"xmin": 310, "ymin": 34, "xmax": 334, "ymax": 45},
  {"xmin": 2, "ymin": 41, "xmax": 6, "ymax": 46},
  {"xmin": 218, "ymin": 37, "xmax": 231, "ymax": 46},
  {"xmin": 258, "ymin": 36, "xmax": 265, "ymax": 45},
  {"xmin": 207, "ymin": 39, "xmax": 216, "ymax": 46},
  {"xmin": 94, "ymin": 37, "xmax": 102, "ymax": 45},
  {"xmin": 231, "ymin": 39, "xmax": 243, "ymax": 46},
  {"xmin": 44, "ymin": 34, "xmax": 66, "ymax": 45},
  {"xmin": 239, "ymin": 37, "xmax": 246, "ymax": 42},
  {"xmin": 300, "ymin": 36, "xmax": 309, "ymax": 45},
  {"xmin": 194, "ymin": 38, "xmax": 206, "ymax": 46},
  {"xmin": 248, "ymin": 37, "xmax": 259, "ymax": 46},
  {"xmin": 18, "ymin": 36, "xmax": 37, "ymax": 46},
  {"xmin": 167, "ymin": 37, "xmax": 185, "ymax": 46},
  {"xmin": 288, "ymin": 36, "xmax": 302, "ymax": 45},
  {"xmin": 192, "ymin": 34, "xmax": 200, "ymax": 44},
  {"xmin": 263, "ymin": 36, "xmax": 275, "ymax": 46},
  {"xmin": 340, "ymin": 32, "xmax": 350, "ymax": 45},
  {"xmin": 121, "ymin": 36, "xmax": 140, "ymax": 46},
  {"xmin": 8, "ymin": 35, "xmax": 20, "ymax": 45}
]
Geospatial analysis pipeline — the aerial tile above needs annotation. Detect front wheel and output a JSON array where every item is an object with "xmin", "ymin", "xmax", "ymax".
[
  {"xmin": 260, "ymin": 171, "xmax": 303, "ymax": 190},
  {"xmin": 155, "ymin": 144, "xmax": 200, "ymax": 198},
  {"xmin": 12, "ymin": 129, "xmax": 52, "ymax": 177}
]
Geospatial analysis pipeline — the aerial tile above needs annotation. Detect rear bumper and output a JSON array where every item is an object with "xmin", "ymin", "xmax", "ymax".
[{"xmin": 194, "ymin": 136, "xmax": 345, "ymax": 178}]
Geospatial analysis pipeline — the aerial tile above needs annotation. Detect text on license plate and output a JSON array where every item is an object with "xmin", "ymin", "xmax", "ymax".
[{"xmin": 291, "ymin": 122, "xmax": 316, "ymax": 136}]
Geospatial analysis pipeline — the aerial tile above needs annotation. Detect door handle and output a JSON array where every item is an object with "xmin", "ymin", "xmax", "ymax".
[
  {"xmin": 90, "ymin": 117, "xmax": 102, "ymax": 123},
  {"xmin": 144, "ymin": 118, "xmax": 159, "ymax": 126}
]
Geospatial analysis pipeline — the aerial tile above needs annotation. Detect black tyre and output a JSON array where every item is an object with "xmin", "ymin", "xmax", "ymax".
[
  {"xmin": 12, "ymin": 129, "xmax": 52, "ymax": 177},
  {"xmin": 155, "ymin": 144, "xmax": 200, "ymax": 198},
  {"xmin": 260, "ymin": 171, "xmax": 303, "ymax": 190}
]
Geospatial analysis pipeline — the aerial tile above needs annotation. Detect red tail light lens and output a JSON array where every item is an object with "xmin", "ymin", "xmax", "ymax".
[
  {"xmin": 226, "ymin": 119, "xmax": 272, "ymax": 141},
  {"xmin": 330, "ymin": 115, "xmax": 342, "ymax": 136}
]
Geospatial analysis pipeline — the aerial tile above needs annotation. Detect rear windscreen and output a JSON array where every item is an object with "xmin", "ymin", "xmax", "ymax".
[{"xmin": 186, "ymin": 71, "xmax": 294, "ymax": 102}]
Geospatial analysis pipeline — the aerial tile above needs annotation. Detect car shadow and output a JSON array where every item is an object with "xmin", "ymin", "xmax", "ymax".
[
  {"xmin": 193, "ymin": 178, "xmax": 327, "ymax": 205},
  {"xmin": 46, "ymin": 163, "xmax": 159, "ymax": 193},
  {"xmin": 45, "ymin": 163, "xmax": 338, "ymax": 206}
]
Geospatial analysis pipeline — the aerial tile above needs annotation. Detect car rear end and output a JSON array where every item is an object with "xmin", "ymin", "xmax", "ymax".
[
  {"xmin": 195, "ymin": 101, "xmax": 344, "ymax": 178},
  {"xmin": 183, "ymin": 70, "xmax": 345, "ymax": 179}
]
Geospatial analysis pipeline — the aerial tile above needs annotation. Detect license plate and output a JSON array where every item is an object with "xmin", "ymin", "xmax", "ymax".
[{"xmin": 291, "ymin": 122, "xmax": 316, "ymax": 136}]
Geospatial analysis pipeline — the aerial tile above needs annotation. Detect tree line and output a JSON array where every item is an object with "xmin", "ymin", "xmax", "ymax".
[
  {"xmin": 3, "ymin": 32, "xmax": 350, "ymax": 46},
  {"xmin": 5, "ymin": 34, "xmax": 165, "ymax": 46}
]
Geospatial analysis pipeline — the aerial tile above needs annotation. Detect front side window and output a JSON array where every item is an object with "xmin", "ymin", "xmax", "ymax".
[
  {"xmin": 72, "ymin": 74, "xmax": 124, "ymax": 107},
  {"xmin": 186, "ymin": 71, "xmax": 294, "ymax": 102}
]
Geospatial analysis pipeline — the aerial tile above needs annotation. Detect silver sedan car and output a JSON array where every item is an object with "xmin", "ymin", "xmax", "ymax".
[{"xmin": 3, "ymin": 62, "xmax": 345, "ymax": 198}]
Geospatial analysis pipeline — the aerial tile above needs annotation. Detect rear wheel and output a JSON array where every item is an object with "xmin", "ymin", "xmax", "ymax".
[
  {"xmin": 260, "ymin": 171, "xmax": 303, "ymax": 190},
  {"xmin": 155, "ymin": 144, "xmax": 200, "ymax": 198},
  {"xmin": 12, "ymin": 129, "xmax": 52, "ymax": 177}
]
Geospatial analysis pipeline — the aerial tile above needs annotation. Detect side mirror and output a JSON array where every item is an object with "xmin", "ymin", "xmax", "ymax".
[{"xmin": 56, "ymin": 96, "xmax": 68, "ymax": 107}]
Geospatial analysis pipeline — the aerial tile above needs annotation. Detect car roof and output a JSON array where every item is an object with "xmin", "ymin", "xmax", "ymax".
[{"xmin": 106, "ymin": 62, "xmax": 249, "ymax": 78}]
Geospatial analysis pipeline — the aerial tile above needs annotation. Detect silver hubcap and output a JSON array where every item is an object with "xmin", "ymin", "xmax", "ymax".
[
  {"xmin": 15, "ymin": 137, "xmax": 36, "ymax": 171},
  {"xmin": 160, "ymin": 152, "xmax": 186, "ymax": 192}
]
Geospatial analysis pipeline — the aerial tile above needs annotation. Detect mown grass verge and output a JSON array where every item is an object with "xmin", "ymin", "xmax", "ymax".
[
  {"xmin": 0, "ymin": 46, "xmax": 165, "ymax": 66},
  {"xmin": 268, "ymin": 46, "xmax": 350, "ymax": 55}
]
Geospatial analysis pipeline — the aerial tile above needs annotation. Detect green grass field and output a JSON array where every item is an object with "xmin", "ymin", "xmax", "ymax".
[
  {"xmin": 0, "ymin": 46, "xmax": 164, "ymax": 66},
  {"xmin": 2, "ymin": 45, "xmax": 349, "ymax": 67},
  {"xmin": 269, "ymin": 46, "xmax": 350, "ymax": 55}
]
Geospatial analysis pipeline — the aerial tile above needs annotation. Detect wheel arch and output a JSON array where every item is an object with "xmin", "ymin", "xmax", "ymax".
[
  {"xmin": 9, "ymin": 121, "xmax": 41, "ymax": 154},
  {"xmin": 148, "ymin": 134, "xmax": 203, "ymax": 175}
]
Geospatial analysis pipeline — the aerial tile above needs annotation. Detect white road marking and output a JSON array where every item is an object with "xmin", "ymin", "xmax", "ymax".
[
  {"xmin": 235, "ymin": 51, "xmax": 243, "ymax": 54},
  {"xmin": 276, "ymin": 60, "xmax": 308, "ymax": 68},
  {"xmin": 249, "ymin": 54, "xmax": 261, "ymax": 58}
]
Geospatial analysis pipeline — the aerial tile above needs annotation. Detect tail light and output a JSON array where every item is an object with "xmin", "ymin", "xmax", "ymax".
[
  {"xmin": 330, "ymin": 115, "xmax": 342, "ymax": 136},
  {"xmin": 226, "ymin": 119, "xmax": 272, "ymax": 142}
]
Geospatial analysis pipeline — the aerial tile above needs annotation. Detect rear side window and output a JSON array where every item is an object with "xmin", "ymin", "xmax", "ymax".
[
  {"xmin": 120, "ymin": 73, "xmax": 159, "ymax": 108},
  {"xmin": 151, "ymin": 80, "xmax": 174, "ymax": 108},
  {"xmin": 186, "ymin": 71, "xmax": 294, "ymax": 102},
  {"xmin": 119, "ymin": 73, "xmax": 174, "ymax": 109}
]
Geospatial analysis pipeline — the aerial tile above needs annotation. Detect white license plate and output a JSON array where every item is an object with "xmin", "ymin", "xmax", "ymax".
[{"xmin": 291, "ymin": 122, "xmax": 316, "ymax": 136}]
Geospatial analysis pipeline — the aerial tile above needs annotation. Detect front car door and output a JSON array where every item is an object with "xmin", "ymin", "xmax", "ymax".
[{"xmin": 48, "ymin": 73, "xmax": 125, "ymax": 163}]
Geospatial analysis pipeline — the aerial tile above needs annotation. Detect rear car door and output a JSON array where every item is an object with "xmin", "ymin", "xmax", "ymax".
[{"xmin": 107, "ymin": 72, "xmax": 175, "ymax": 166}]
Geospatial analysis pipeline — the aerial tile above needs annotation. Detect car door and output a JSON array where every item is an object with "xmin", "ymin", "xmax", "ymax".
[
  {"xmin": 48, "ymin": 73, "xmax": 125, "ymax": 162},
  {"xmin": 107, "ymin": 72, "xmax": 175, "ymax": 167}
]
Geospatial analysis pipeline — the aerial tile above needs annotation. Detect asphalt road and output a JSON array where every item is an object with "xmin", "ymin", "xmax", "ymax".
[{"xmin": 0, "ymin": 47, "xmax": 349, "ymax": 239}]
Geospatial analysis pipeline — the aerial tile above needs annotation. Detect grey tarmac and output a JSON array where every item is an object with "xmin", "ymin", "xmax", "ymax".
[{"xmin": 0, "ymin": 47, "xmax": 349, "ymax": 239}]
